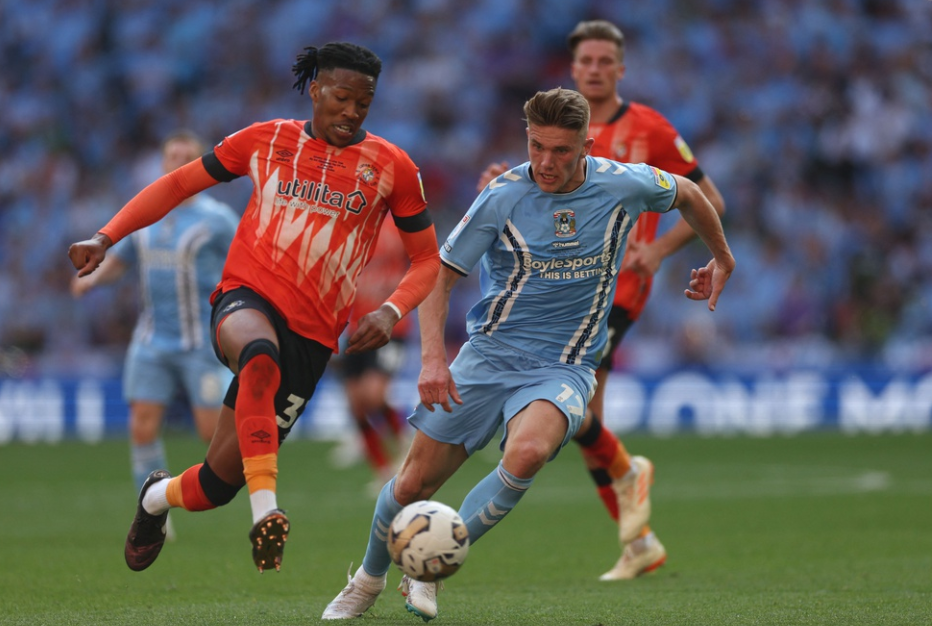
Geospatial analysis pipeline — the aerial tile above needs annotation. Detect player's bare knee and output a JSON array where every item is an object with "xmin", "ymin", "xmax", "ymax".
[
  {"xmin": 502, "ymin": 440, "xmax": 549, "ymax": 479},
  {"xmin": 392, "ymin": 468, "xmax": 436, "ymax": 505}
]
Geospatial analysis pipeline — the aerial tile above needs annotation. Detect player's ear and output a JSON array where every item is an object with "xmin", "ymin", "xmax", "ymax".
[
  {"xmin": 309, "ymin": 80, "xmax": 320, "ymax": 104},
  {"xmin": 583, "ymin": 137, "xmax": 595, "ymax": 156}
]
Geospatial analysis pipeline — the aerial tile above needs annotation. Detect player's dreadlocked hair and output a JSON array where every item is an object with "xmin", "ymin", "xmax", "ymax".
[{"xmin": 292, "ymin": 42, "xmax": 383, "ymax": 94}]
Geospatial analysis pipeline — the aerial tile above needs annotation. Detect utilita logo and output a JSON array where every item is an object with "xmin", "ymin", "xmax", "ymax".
[{"xmin": 276, "ymin": 178, "xmax": 368, "ymax": 214}]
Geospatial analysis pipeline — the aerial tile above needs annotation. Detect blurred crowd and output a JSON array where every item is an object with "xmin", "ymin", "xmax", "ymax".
[{"xmin": 2, "ymin": 0, "xmax": 931, "ymax": 377}]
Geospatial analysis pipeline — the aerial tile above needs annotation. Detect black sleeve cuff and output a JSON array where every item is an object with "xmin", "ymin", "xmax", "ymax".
[
  {"xmin": 202, "ymin": 150, "xmax": 240, "ymax": 183},
  {"xmin": 392, "ymin": 209, "xmax": 433, "ymax": 233}
]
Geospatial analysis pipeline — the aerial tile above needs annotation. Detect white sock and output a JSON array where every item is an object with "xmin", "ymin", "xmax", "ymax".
[
  {"xmin": 250, "ymin": 489, "xmax": 278, "ymax": 524},
  {"xmin": 142, "ymin": 478, "xmax": 171, "ymax": 515},
  {"xmin": 356, "ymin": 564, "xmax": 386, "ymax": 587}
]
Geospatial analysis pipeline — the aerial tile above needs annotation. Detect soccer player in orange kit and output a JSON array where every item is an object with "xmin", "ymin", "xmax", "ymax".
[
  {"xmin": 478, "ymin": 20, "xmax": 726, "ymax": 580},
  {"xmin": 68, "ymin": 42, "xmax": 440, "ymax": 575}
]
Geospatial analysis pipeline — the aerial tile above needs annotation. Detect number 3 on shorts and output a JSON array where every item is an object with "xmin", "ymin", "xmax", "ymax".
[{"xmin": 276, "ymin": 394, "xmax": 306, "ymax": 429}]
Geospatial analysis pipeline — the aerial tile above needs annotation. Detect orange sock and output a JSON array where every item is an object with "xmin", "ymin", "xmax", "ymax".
[
  {"xmin": 577, "ymin": 417, "xmax": 632, "ymax": 478},
  {"xmin": 166, "ymin": 464, "xmax": 216, "ymax": 511},
  {"xmin": 243, "ymin": 453, "xmax": 278, "ymax": 494}
]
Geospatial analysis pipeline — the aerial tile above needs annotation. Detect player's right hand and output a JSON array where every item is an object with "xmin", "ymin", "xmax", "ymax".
[
  {"xmin": 418, "ymin": 360, "xmax": 462, "ymax": 413},
  {"xmin": 68, "ymin": 233, "xmax": 112, "ymax": 277},
  {"xmin": 476, "ymin": 161, "xmax": 509, "ymax": 192},
  {"xmin": 685, "ymin": 257, "xmax": 733, "ymax": 311}
]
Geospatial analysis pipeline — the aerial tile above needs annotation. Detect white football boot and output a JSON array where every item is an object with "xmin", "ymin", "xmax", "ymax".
[
  {"xmin": 321, "ymin": 564, "xmax": 386, "ymax": 619},
  {"xmin": 613, "ymin": 455, "xmax": 654, "ymax": 543},
  {"xmin": 399, "ymin": 575, "xmax": 442, "ymax": 622},
  {"xmin": 599, "ymin": 533, "xmax": 667, "ymax": 581}
]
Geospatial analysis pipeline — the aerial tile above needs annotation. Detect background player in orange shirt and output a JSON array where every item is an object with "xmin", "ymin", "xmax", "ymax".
[
  {"xmin": 478, "ymin": 19, "xmax": 726, "ymax": 580},
  {"xmin": 337, "ymin": 218, "xmax": 413, "ymax": 495},
  {"xmin": 68, "ymin": 42, "xmax": 440, "ymax": 575}
]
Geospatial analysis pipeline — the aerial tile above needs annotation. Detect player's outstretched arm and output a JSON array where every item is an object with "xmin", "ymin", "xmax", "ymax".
[
  {"xmin": 670, "ymin": 175, "xmax": 735, "ymax": 311},
  {"xmin": 623, "ymin": 175, "xmax": 726, "ymax": 278},
  {"xmin": 417, "ymin": 266, "xmax": 462, "ymax": 413},
  {"xmin": 68, "ymin": 159, "xmax": 218, "ymax": 280}
]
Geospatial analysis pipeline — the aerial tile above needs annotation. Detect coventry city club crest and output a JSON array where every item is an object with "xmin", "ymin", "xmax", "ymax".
[{"xmin": 554, "ymin": 209, "xmax": 576, "ymax": 238}]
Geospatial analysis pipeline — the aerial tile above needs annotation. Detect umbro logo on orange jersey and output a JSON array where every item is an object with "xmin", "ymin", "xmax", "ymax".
[{"xmin": 275, "ymin": 149, "xmax": 294, "ymax": 163}]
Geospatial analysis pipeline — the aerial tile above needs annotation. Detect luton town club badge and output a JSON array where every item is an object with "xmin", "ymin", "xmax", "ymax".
[{"xmin": 356, "ymin": 163, "xmax": 378, "ymax": 185}]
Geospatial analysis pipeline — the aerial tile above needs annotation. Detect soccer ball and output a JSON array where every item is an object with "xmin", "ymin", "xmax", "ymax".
[{"xmin": 387, "ymin": 500, "xmax": 470, "ymax": 582}]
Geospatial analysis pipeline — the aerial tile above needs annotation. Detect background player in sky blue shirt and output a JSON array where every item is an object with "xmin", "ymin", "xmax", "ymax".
[
  {"xmin": 323, "ymin": 88, "xmax": 734, "ymax": 621},
  {"xmin": 72, "ymin": 131, "xmax": 238, "ymax": 538}
]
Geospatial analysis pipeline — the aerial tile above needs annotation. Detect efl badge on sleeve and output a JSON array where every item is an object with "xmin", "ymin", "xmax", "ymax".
[
  {"xmin": 650, "ymin": 166, "xmax": 672, "ymax": 190},
  {"xmin": 674, "ymin": 136, "xmax": 695, "ymax": 163}
]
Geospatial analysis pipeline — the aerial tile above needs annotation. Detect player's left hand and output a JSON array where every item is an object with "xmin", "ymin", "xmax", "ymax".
[
  {"xmin": 620, "ymin": 239, "xmax": 663, "ymax": 278},
  {"xmin": 345, "ymin": 305, "xmax": 398, "ymax": 354},
  {"xmin": 684, "ymin": 257, "xmax": 733, "ymax": 311}
]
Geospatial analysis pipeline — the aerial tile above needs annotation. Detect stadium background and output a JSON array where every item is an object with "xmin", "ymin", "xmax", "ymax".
[{"xmin": 2, "ymin": 0, "xmax": 932, "ymax": 441}]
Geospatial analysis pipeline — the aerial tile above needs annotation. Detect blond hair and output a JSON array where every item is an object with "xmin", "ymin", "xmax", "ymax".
[{"xmin": 523, "ymin": 88, "xmax": 590, "ymax": 139}]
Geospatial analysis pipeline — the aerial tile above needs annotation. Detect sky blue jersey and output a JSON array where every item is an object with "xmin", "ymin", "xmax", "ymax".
[
  {"xmin": 441, "ymin": 157, "xmax": 677, "ymax": 371},
  {"xmin": 111, "ymin": 194, "xmax": 239, "ymax": 352}
]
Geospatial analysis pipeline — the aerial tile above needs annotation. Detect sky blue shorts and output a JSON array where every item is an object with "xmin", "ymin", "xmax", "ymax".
[
  {"xmin": 123, "ymin": 341, "xmax": 232, "ymax": 407},
  {"xmin": 409, "ymin": 334, "xmax": 595, "ymax": 457}
]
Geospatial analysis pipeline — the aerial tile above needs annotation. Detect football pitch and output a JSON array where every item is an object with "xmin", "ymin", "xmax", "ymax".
[{"xmin": 1, "ymin": 431, "xmax": 930, "ymax": 625}]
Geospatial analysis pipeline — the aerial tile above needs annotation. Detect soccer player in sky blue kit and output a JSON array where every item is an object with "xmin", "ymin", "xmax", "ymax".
[
  {"xmin": 322, "ymin": 88, "xmax": 735, "ymax": 621},
  {"xmin": 72, "ymin": 131, "xmax": 238, "ymax": 538}
]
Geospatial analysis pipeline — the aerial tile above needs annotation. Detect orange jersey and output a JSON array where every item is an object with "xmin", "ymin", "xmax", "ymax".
[
  {"xmin": 349, "ymin": 218, "xmax": 414, "ymax": 338},
  {"xmin": 589, "ymin": 101, "xmax": 702, "ymax": 318},
  {"xmin": 206, "ymin": 119, "xmax": 429, "ymax": 350}
]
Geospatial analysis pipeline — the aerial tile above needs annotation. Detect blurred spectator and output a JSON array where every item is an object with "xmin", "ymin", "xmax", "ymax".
[{"xmin": 2, "ymin": 0, "xmax": 932, "ymax": 376}]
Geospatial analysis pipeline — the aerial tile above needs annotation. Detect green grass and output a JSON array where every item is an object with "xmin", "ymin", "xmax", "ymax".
[{"xmin": 1, "ymin": 432, "xmax": 930, "ymax": 625}]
